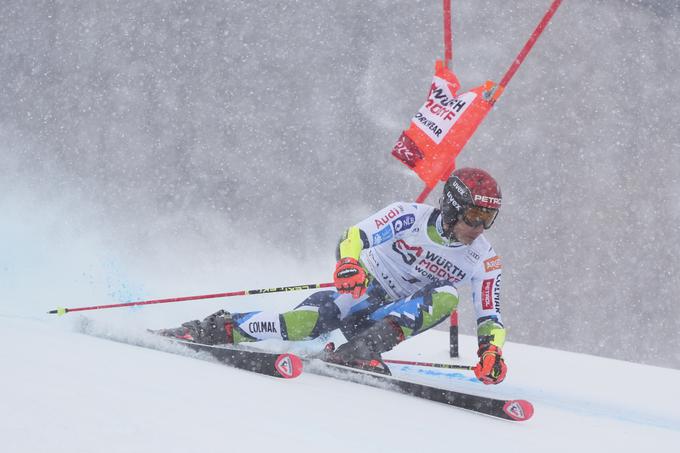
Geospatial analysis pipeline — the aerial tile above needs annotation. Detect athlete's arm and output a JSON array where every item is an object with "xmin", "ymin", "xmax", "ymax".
[
  {"xmin": 336, "ymin": 202, "xmax": 415, "ymax": 259},
  {"xmin": 470, "ymin": 249, "xmax": 505, "ymax": 348}
]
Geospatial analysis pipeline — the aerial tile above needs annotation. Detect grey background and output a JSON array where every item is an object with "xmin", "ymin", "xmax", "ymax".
[{"xmin": 1, "ymin": 1, "xmax": 679, "ymax": 368}]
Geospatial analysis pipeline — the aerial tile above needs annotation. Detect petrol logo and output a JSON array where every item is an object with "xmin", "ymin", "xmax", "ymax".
[{"xmin": 481, "ymin": 279, "xmax": 494, "ymax": 310}]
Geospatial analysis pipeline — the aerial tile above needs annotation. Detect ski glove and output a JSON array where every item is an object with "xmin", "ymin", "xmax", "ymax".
[
  {"xmin": 334, "ymin": 257, "xmax": 368, "ymax": 299},
  {"xmin": 473, "ymin": 344, "xmax": 507, "ymax": 385}
]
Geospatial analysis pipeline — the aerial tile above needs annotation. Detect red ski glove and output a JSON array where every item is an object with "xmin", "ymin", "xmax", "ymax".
[
  {"xmin": 473, "ymin": 344, "xmax": 507, "ymax": 385},
  {"xmin": 334, "ymin": 257, "xmax": 368, "ymax": 299}
]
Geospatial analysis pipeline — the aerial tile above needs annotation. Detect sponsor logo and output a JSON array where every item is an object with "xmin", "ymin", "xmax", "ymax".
[
  {"xmin": 372, "ymin": 225, "xmax": 393, "ymax": 246},
  {"xmin": 474, "ymin": 194, "xmax": 501, "ymax": 207},
  {"xmin": 392, "ymin": 239, "xmax": 423, "ymax": 265},
  {"xmin": 428, "ymin": 82, "xmax": 467, "ymax": 112},
  {"xmin": 503, "ymin": 401, "xmax": 526, "ymax": 420},
  {"xmin": 494, "ymin": 274, "xmax": 501, "ymax": 314},
  {"xmin": 392, "ymin": 214, "xmax": 415, "ymax": 234},
  {"xmin": 274, "ymin": 354, "xmax": 299, "ymax": 379},
  {"xmin": 467, "ymin": 249, "xmax": 480, "ymax": 261},
  {"xmin": 259, "ymin": 285, "xmax": 312, "ymax": 293},
  {"xmin": 248, "ymin": 321, "xmax": 278, "ymax": 334},
  {"xmin": 445, "ymin": 190, "xmax": 462, "ymax": 210},
  {"xmin": 484, "ymin": 255, "xmax": 502, "ymax": 272},
  {"xmin": 337, "ymin": 268, "xmax": 359, "ymax": 278},
  {"xmin": 415, "ymin": 250, "xmax": 466, "ymax": 283},
  {"xmin": 414, "ymin": 112, "xmax": 444, "ymax": 138},
  {"xmin": 414, "ymin": 86, "xmax": 477, "ymax": 144},
  {"xmin": 391, "ymin": 132, "xmax": 424, "ymax": 168},
  {"xmin": 374, "ymin": 207, "xmax": 401, "ymax": 228},
  {"xmin": 451, "ymin": 180, "xmax": 468, "ymax": 196},
  {"xmin": 481, "ymin": 279, "xmax": 494, "ymax": 310}
]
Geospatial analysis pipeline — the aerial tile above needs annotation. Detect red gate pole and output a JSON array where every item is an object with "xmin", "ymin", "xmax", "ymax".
[
  {"xmin": 443, "ymin": 0, "xmax": 453, "ymax": 68},
  {"xmin": 498, "ymin": 0, "xmax": 563, "ymax": 90}
]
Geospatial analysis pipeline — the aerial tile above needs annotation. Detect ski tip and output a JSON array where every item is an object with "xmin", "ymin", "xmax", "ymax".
[
  {"xmin": 274, "ymin": 353, "xmax": 304, "ymax": 379},
  {"xmin": 502, "ymin": 400, "xmax": 534, "ymax": 421}
]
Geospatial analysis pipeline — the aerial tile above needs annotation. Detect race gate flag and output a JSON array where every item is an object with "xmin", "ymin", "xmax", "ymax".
[{"xmin": 391, "ymin": 60, "xmax": 503, "ymax": 189}]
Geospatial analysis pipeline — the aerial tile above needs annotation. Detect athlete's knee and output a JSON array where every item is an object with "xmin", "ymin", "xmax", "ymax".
[
  {"xmin": 421, "ymin": 280, "xmax": 458, "ymax": 297},
  {"xmin": 431, "ymin": 283, "xmax": 459, "ymax": 314},
  {"xmin": 282, "ymin": 290, "xmax": 342, "ymax": 340},
  {"xmin": 417, "ymin": 280, "xmax": 459, "ymax": 310},
  {"xmin": 316, "ymin": 301, "xmax": 341, "ymax": 329},
  {"xmin": 294, "ymin": 290, "xmax": 341, "ymax": 331},
  {"xmin": 414, "ymin": 281, "xmax": 459, "ymax": 334},
  {"xmin": 281, "ymin": 309, "xmax": 320, "ymax": 341}
]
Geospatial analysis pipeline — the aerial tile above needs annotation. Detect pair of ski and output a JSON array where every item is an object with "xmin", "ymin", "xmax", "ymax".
[{"xmin": 167, "ymin": 338, "xmax": 534, "ymax": 422}]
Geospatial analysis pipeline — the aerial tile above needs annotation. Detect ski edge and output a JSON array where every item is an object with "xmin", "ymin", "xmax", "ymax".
[
  {"xmin": 304, "ymin": 359, "xmax": 534, "ymax": 422},
  {"xmin": 156, "ymin": 338, "xmax": 304, "ymax": 379}
]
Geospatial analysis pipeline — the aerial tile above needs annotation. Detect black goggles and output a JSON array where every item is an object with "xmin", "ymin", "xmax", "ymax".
[
  {"xmin": 461, "ymin": 206, "xmax": 498, "ymax": 229},
  {"xmin": 442, "ymin": 204, "xmax": 498, "ymax": 230}
]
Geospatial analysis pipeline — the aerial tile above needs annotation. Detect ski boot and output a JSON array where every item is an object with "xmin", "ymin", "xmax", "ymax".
[
  {"xmin": 155, "ymin": 309, "xmax": 234, "ymax": 345},
  {"xmin": 324, "ymin": 317, "xmax": 405, "ymax": 375}
]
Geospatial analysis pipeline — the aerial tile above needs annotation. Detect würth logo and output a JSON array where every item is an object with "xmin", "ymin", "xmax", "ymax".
[{"xmin": 392, "ymin": 240, "xmax": 423, "ymax": 265}]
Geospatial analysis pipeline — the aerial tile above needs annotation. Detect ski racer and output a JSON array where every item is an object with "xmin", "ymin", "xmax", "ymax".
[{"xmin": 161, "ymin": 167, "xmax": 507, "ymax": 384}]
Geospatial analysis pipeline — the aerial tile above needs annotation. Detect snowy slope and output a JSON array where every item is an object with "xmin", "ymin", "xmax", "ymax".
[{"xmin": 2, "ymin": 315, "xmax": 679, "ymax": 453}]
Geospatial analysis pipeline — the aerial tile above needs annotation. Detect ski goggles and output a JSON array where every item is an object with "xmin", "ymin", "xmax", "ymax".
[{"xmin": 460, "ymin": 206, "xmax": 498, "ymax": 229}]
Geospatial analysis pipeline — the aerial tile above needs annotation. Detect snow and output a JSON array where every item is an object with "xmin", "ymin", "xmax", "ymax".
[
  {"xmin": 1, "ymin": 1, "xmax": 678, "ymax": 451},
  {"xmin": 2, "ymin": 315, "xmax": 678, "ymax": 453}
]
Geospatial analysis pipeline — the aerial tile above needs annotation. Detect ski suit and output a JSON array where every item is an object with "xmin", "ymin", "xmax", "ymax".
[{"xmin": 230, "ymin": 202, "xmax": 506, "ymax": 348}]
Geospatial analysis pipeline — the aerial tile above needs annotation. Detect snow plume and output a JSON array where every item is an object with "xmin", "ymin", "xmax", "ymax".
[{"xmin": 0, "ymin": 129, "xmax": 330, "ymax": 339}]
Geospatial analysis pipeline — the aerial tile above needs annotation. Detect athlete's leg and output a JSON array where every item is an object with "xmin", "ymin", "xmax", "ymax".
[
  {"xmin": 329, "ymin": 281, "xmax": 459, "ymax": 362},
  {"xmin": 231, "ymin": 290, "xmax": 345, "ymax": 342},
  {"xmin": 233, "ymin": 282, "xmax": 389, "ymax": 342},
  {"xmin": 160, "ymin": 284, "xmax": 389, "ymax": 345},
  {"xmin": 368, "ymin": 280, "xmax": 459, "ymax": 338}
]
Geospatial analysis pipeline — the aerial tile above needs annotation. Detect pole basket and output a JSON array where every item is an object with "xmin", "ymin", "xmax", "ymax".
[{"xmin": 449, "ymin": 310, "xmax": 459, "ymax": 358}]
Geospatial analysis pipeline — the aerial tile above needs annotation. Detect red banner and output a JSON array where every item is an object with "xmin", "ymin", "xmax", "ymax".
[{"xmin": 391, "ymin": 60, "xmax": 502, "ymax": 189}]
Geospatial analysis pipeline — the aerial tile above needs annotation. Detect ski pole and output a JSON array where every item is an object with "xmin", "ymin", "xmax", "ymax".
[
  {"xmin": 47, "ymin": 282, "xmax": 335, "ymax": 316},
  {"xmin": 383, "ymin": 358, "xmax": 474, "ymax": 371}
]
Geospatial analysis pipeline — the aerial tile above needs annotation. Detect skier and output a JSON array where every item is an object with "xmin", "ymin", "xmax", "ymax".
[{"xmin": 161, "ymin": 167, "xmax": 507, "ymax": 384}]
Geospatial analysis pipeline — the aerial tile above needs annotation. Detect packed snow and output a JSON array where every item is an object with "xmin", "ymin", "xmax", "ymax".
[{"xmin": 2, "ymin": 314, "xmax": 678, "ymax": 453}]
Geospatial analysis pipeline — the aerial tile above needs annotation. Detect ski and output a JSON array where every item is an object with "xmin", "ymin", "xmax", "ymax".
[
  {"xmin": 304, "ymin": 359, "xmax": 534, "ymax": 421},
  {"xmin": 145, "ymin": 328, "xmax": 531, "ymax": 419},
  {"xmin": 78, "ymin": 322, "xmax": 303, "ymax": 379},
  {"xmin": 162, "ymin": 338, "xmax": 304, "ymax": 379}
]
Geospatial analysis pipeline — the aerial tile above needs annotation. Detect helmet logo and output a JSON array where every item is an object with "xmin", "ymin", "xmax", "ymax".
[
  {"xmin": 451, "ymin": 180, "xmax": 468, "ymax": 196},
  {"xmin": 474, "ymin": 194, "xmax": 501, "ymax": 207},
  {"xmin": 445, "ymin": 190, "xmax": 462, "ymax": 210}
]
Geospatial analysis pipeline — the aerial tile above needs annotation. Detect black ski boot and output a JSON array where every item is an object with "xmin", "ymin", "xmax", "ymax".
[
  {"xmin": 324, "ymin": 317, "xmax": 405, "ymax": 375},
  {"xmin": 156, "ymin": 309, "xmax": 234, "ymax": 345}
]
